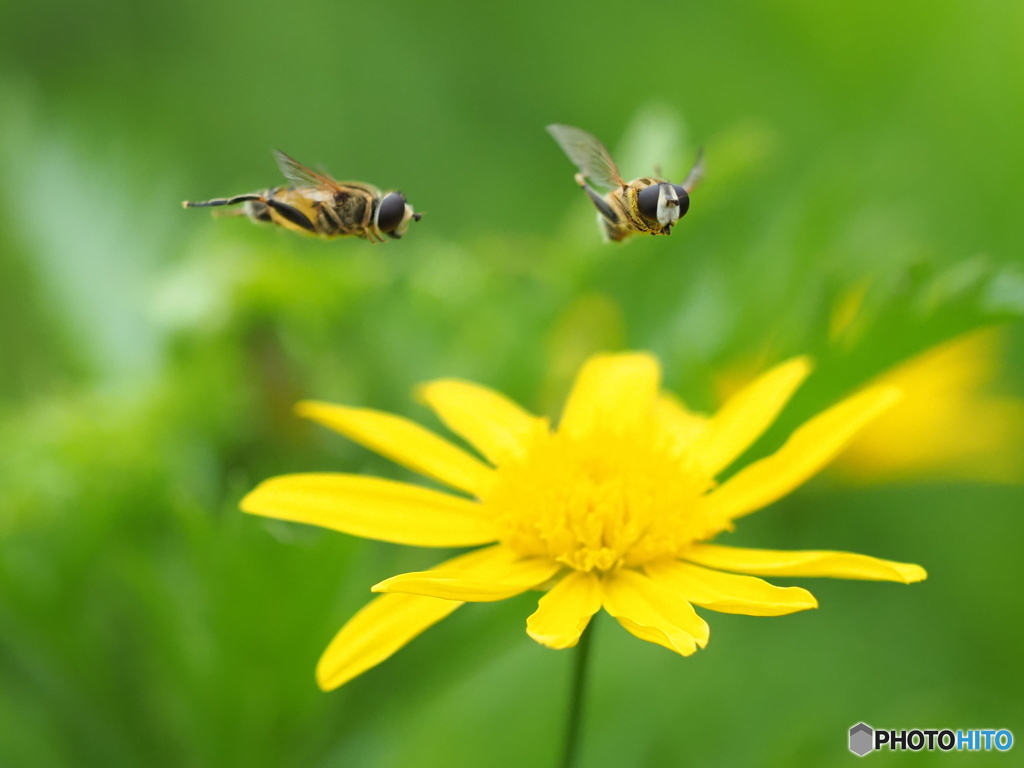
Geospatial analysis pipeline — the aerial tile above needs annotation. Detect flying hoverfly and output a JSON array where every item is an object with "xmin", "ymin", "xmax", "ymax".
[
  {"xmin": 547, "ymin": 124, "xmax": 703, "ymax": 242},
  {"xmin": 182, "ymin": 150, "xmax": 421, "ymax": 242}
]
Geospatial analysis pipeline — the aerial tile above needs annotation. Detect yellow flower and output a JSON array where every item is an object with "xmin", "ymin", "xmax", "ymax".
[
  {"xmin": 242, "ymin": 353, "xmax": 926, "ymax": 690},
  {"xmin": 835, "ymin": 327, "xmax": 1024, "ymax": 484}
]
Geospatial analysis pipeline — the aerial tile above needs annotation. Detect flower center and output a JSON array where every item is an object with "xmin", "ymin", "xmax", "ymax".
[{"xmin": 483, "ymin": 427, "xmax": 719, "ymax": 572}]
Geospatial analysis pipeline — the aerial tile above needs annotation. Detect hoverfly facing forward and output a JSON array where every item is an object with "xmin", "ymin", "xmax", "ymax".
[
  {"xmin": 183, "ymin": 151, "xmax": 421, "ymax": 242},
  {"xmin": 547, "ymin": 124, "xmax": 703, "ymax": 242}
]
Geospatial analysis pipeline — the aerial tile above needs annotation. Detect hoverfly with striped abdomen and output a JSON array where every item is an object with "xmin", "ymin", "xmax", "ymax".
[
  {"xmin": 547, "ymin": 123, "xmax": 703, "ymax": 242},
  {"xmin": 183, "ymin": 150, "xmax": 421, "ymax": 242}
]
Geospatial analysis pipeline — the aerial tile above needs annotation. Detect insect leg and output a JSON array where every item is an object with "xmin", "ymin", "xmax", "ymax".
[
  {"xmin": 316, "ymin": 201, "xmax": 348, "ymax": 236},
  {"xmin": 181, "ymin": 194, "xmax": 264, "ymax": 208},
  {"xmin": 184, "ymin": 190, "xmax": 316, "ymax": 233},
  {"xmin": 265, "ymin": 199, "xmax": 316, "ymax": 231},
  {"xmin": 211, "ymin": 206, "xmax": 251, "ymax": 219},
  {"xmin": 574, "ymin": 173, "xmax": 621, "ymax": 225},
  {"xmin": 681, "ymin": 148, "xmax": 705, "ymax": 194}
]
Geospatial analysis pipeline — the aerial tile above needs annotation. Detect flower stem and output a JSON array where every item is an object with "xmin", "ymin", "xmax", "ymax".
[{"xmin": 560, "ymin": 617, "xmax": 596, "ymax": 768}]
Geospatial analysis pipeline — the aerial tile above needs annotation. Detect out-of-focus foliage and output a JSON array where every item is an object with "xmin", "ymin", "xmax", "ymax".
[{"xmin": 0, "ymin": 0, "xmax": 1022, "ymax": 766}]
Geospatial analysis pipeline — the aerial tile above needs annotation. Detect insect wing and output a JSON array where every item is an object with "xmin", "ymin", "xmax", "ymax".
[
  {"xmin": 275, "ymin": 150, "xmax": 384, "ymax": 200},
  {"xmin": 274, "ymin": 150, "xmax": 342, "ymax": 190},
  {"xmin": 547, "ymin": 124, "xmax": 625, "ymax": 191}
]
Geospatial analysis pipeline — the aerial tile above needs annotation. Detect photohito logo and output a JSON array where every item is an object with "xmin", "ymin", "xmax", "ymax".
[{"xmin": 848, "ymin": 723, "xmax": 1013, "ymax": 756}]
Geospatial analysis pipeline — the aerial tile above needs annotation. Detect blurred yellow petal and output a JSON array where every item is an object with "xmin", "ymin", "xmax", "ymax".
[
  {"xmin": 836, "ymin": 328, "xmax": 1024, "ymax": 484},
  {"xmin": 602, "ymin": 569, "xmax": 709, "ymax": 656},
  {"xmin": 526, "ymin": 571, "xmax": 601, "ymax": 649},
  {"xmin": 684, "ymin": 544, "xmax": 927, "ymax": 583},
  {"xmin": 559, "ymin": 353, "xmax": 660, "ymax": 439},
  {"xmin": 652, "ymin": 394, "xmax": 710, "ymax": 456},
  {"xmin": 241, "ymin": 473, "xmax": 497, "ymax": 547},
  {"xmin": 699, "ymin": 385, "xmax": 901, "ymax": 523},
  {"xmin": 297, "ymin": 401, "xmax": 494, "ymax": 497},
  {"xmin": 372, "ymin": 544, "xmax": 560, "ymax": 601},
  {"xmin": 645, "ymin": 560, "xmax": 817, "ymax": 616},
  {"xmin": 416, "ymin": 378, "xmax": 548, "ymax": 466},
  {"xmin": 691, "ymin": 357, "xmax": 812, "ymax": 476},
  {"xmin": 316, "ymin": 592, "xmax": 462, "ymax": 691}
]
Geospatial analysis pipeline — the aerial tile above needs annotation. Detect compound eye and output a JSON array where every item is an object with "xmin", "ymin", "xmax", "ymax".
[
  {"xmin": 376, "ymin": 192, "xmax": 407, "ymax": 232},
  {"xmin": 636, "ymin": 185, "xmax": 661, "ymax": 221},
  {"xmin": 672, "ymin": 185, "xmax": 691, "ymax": 217}
]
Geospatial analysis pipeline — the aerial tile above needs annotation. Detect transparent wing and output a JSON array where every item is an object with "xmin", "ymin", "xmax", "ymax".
[
  {"xmin": 274, "ymin": 150, "xmax": 341, "ymax": 189},
  {"xmin": 547, "ymin": 124, "xmax": 624, "ymax": 190},
  {"xmin": 681, "ymin": 147, "xmax": 705, "ymax": 194}
]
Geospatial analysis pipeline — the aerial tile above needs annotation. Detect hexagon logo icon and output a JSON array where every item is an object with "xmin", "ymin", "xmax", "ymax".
[{"xmin": 849, "ymin": 723, "xmax": 874, "ymax": 756}]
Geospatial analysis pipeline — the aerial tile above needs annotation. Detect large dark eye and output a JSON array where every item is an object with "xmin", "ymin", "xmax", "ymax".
[
  {"xmin": 672, "ymin": 185, "xmax": 691, "ymax": 217},
  {"xmin": 376, "ymin": 192, "xmax": 407, "ymax": 232},
  {"xmin": 636, "ymin": 185, "xmax": 661, "ymax": 221}
]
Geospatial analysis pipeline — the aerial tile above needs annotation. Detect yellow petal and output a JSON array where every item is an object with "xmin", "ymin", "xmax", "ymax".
[
  {"xmin": 416, "ymin": 378, "xmax": 549, "ymax": 466},
  {"xmin": 316, "ymin": 592, "xmax": 462, "ymax": 690},
  {"xmin": 241, "ymin": 473, "xmax": 497, "ymax": 547},
  {"xmin": 601, "ymin": 569, "xmax": 709, "ymax": 656},
  {"xmin": 372, "ymin": 544, "xmax": 560, "ymax": 602},
  {"xmin": 652, "ymin": 394, "xmax": 711, "ymax": 457},
  {"xmin": 645, "ymin": 560, "xmax": 818, "ymax": 616},
  {"xmin": 297, "ymin": 401, "xmax": 494, "ymax": 498},
  {"xmin": 558, "ymin": 353, "xmax": 661, "ymax": 439},
  {"xmin": 526, "ymin": 571, "xmax": 601, "ymax": 649},
  {"xmin": 691, "ymin": 357, "xmax": 812, "ymax": 477},
  {"xmin": 835, "ymin": 328, "xmax": 1024, "ymax": 485},
  {"xmin": 699, "ymin": 385, "xmax": 902, "ymax": 523},
  {"xmin": 684, "ymin": 544, "xmax": 927, "ymax": 583}
]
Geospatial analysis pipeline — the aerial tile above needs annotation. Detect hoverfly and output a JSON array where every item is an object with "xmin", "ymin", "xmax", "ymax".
[
  {"xmin": 547, "ymin": 124, "xmax": 703, "ymax": 242},
  {"xmin": 182, "ymin": 150, "xmax": 421, "ymax": 242}
]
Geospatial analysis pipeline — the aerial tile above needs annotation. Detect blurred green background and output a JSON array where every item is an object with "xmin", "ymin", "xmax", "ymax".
[{"xmin": 1, "ymin": 0, "xmax": 1023, "ymax": 765}]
